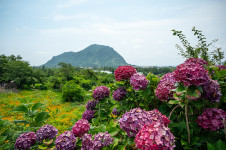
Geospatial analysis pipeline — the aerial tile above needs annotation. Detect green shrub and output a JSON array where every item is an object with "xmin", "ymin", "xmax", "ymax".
[
  {"xmin": 62, "ymin": 80, "xmax": 85, "ymax": 102},
  {"xmin": 34, "ymin": 83, "xmax": 47, "ymax": 90}
]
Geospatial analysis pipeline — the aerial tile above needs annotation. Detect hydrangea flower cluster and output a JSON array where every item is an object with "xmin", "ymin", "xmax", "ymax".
[
  {"xmin": 112, "ymin": 108, "xmax": 120, "ymax": 116},
  {"xmin": 119, "ymin": 108, "xmax": 154, "ymax": 137},
  {"xmin": 196, "ymin": 108, "xmax": 226, "ymax": 131},
  {"xmin": 202, "ymin": 79, "xmax": 222, "ymax": 103},
  {"xmin": 15, "ymin": 132, "xmax": 36, "ymax": 150},
  {"xmin": 36, "ymin": 124, "xmax": 58, "ymax": 143},
  {"xmin": 82, "ymin": 132, "xmax": 113, "ymax": 150},
  {"xmin": 114, "ymin": 65, "xmax": 137, "ymax": 81},
  {"xmin": 112, "ymin": 87, "xmax": 127, "ymax": 101},
  {"xmin": 55, "ymin": 131, "xmax": 76, "ymax": 150},
  {"xmin": 82, "ymin": 110, "xmax": 95, "ymax": 121},
  {"xmin": 184, "ymin": 58, "xmax": 208, "ymax": 66},
  {"xmin": 130, "ymin": 73, "xmax": 149, "ymax": 90},
  {"xmin": 155, "ymin": 73, "xmax": 177, "ymax": 101},
  {"xmin": 173, "ymin": 62, "xmax": 210, "ymax": 86},
  {"xmin": 135, "ymin": 122, "xmax": 176, "ymax": 150},
  {"xmin": 217, "ymin": 65, "xmax": 226, "ymax": 70},
  {"xmin": 72, "ymin": 119, "xmax": 90, "ymax": 137},
  {"xmin": 148, "ymin": 109, "xmax": 170, "ymax": 126},
  {"xmin": 86, "ymin": 99, "xmax": 98, "ymax": 110},
  {"xmin": 92, "ymin": 86, "xmax": 110, "ymax": 100}
]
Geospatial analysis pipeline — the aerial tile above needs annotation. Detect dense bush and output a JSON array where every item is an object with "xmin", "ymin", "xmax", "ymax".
[{"xmin": 62, "ymin": 80, "xmax": 85, "ymax": 102}]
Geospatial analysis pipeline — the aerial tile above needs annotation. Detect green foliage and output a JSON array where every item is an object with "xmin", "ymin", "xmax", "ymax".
[
  {"xmin": 172, "ymin": 27, "xmax": 224, "ymax": 65},
  {"xmin": 62, "ymin": 80, "xmax": 85, "ymax": 102}
]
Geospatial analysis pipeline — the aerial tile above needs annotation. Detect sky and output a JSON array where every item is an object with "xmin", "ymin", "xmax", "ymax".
[{"xmin": 0, "ymin": 0, "xmax": 226, "ymax": 66}]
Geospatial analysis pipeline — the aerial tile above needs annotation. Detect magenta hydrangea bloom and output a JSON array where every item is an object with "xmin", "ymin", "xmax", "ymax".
[
  {"xmin": 36, "ymin": 124, "xmax": 58, "ymax": 142},
  {"xmin": 86, "ymin": 99, "xmax": 98, "ymax": 110},
  {"xmin": 81, "ymin": 132, "xmax": 113, "ymax": 150},
  {"xmin": 55, "ymin": 131, "xmax": 76, "ymax": 150},
  {"xmin": 155, "ymin": 72, "xmax": 177, "ymax": 101},
  {"xmin": 113, "ymin": 87, "xmax": 127, "ymax": 101},
  {"xmin": 173, "ymin": 62, "xmax": 210, "ymax": 86},
  {"xmin": 202, "ymin": 79, "xmax": 222, "ymax": 103},
  {"xmin": 92, "ymin": 86, "xmax": 110, "ymax": 100},
  {"xmin": 72, "ymin": 119, "xmax": 90, "ymax": 138},
  {"xmin": 135, "ymin": 122, "xmax": 176, "ymax": 150},
  {"xmin": 184, "ymin": 58, "xmax": 208, "ymax": 66},
  {"xmin": 114, "ymin": 65, "xmax": 137, "ymax": 81},
  {"xmin": 119, "ymin": 108, "xmax": 154, "ymax": 137},
  {"xmin": 130, "ymin": 73, "xmax": 148, "ymax": 90},
  {"xmin": 15, "ymin": 132, "xmax": 36, "ymax": 150},
  {"xmin": 196, "ymin": 108, "xmax": 226, "ymax": 131},
  {"xmin": 217, "ymin": 65, "xmax": 226, "ymax": 70},
  {"xmin": 82, "ymin": 110, "xmax": 95, "ymax": 121},
  {"xmin": 148, "ymin": 109, "xmax": 170, "ymax": 126}
]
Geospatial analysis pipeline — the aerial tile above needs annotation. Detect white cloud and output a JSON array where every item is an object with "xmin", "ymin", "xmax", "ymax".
[{"xmin": 56, "ymin": 0, "xmax": 87, "ymax": 9}]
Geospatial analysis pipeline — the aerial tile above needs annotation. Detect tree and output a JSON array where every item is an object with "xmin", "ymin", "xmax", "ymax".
[{"xmin": 172, "ymin": 27, "xmax": 224, "ymax": 65}]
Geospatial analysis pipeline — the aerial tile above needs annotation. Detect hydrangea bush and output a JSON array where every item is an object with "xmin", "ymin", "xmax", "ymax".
[
  {"xmin": 86, "ymin": 99, "xmax": 98, "ymax": 110},
  {"xmin": 36, "ymin": 124, "xmax": 58, "ymax": 142},
  {"xmin": 15, "ymin": 132, "xmax": 36, "ymax": 150},
  {"xmin": 196, "ymin": 108, "xmax": 226, "ymax": 131},
  {"xmin": 72, "ymin": 119, "xmax": 90, "ymax": 137},
  {"xmin": 135, "ymin": 122, "xmax": 176, "ymax": 150},
  {"xmin": 130, "ymin": 73, "xmax": 148, "ymax": 90},
  {"xmin": 82, "ymin": 110, "xmax": 95, "ymax": 121},
  {"xmin": 55, "ymin": 131, "xmax": 76, "ymax": 150}
]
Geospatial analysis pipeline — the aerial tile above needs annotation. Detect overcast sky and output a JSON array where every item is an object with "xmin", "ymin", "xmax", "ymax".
[{"xmin": 0, "ymin": 0, "xmax": 226, "ymax": 66}]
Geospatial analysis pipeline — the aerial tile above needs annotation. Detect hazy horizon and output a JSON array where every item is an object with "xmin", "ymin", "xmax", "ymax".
[{"xmin": 1, "ymin": 0, "xmax": 226, "ymax": 66}]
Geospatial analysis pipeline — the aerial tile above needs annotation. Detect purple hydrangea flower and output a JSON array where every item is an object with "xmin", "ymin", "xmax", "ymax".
[
  {"xmin": 92, "ymin": 86, "xmax": 110, "ymax": 100},
  {"xmin": 113, "ymin": 87, "xmax": 127, "ymax": 101},
  {"xmin": 130, "ymin": 73, "xmax": 149, "ymax": 90},
  {"xmin": 81, "ymin": 132, "xmax": 113, "ymax": 150},
  {"xmin": 135, "ymin": 122, "xmax": 176, "ymax": 150},
  {"xmin": 55, "ymin": 131, "xmax": 76, "ymax": 150},
  {"xmin": 82, "ymin": 110, "xmax": 95, "ymax": 121},
  {"xmin": 72, "ymin": 119, "xmax": 90, "ymax": 137},
  {"xmin": 155, "ymin": 72, "xmax": 177, "ymax": 101},
  {"xmin": 114, "ymin": 66, "xmax": 137, "ymax": 81},
  {"xmin": 15, "ymin": 132, "xmax": 36, "ymax": 150},
  {"xmin": 173, "ymin": 62, "xmax": 210, "ymax": 86},
  {"xmin": 86, "ymin": 99, "xmax": 98, "ymax": 110},
  {"xmin": 184, "ymin": 58, "xmax": 208, "ymax": 66},
  {"xmin": 119, "ymin": 108, "xmax": 154, "ymax": 137},
  {"xmin": 196, "ymin": 108, "xmax": 226, "ymax": 131},
  {"xmin": 36, "ymin": 124, "xmax": 58, "ymax": 143},
  {"xmin": 112, "ymin": 108, "xmax": 120, "ymax": 116},
  {"xmin": 202, "ymin": 79, "xmax": 222, "ymax": 103}
]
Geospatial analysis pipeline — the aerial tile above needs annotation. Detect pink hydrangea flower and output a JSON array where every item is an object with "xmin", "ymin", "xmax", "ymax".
[
  {"xmin": 92, "ymin": 86, "xmax": 110, "ymax": 100},
  {"xmin": 148, "ymin": 109, "xmax": 170, "ymax": 126},
  {"xmin": 130, "ymin": 73, "xmax": 148, "ymax": 90},
  {"xmin": 55, "ymin": 131, "xmax": 76, "ymax": 150},
  {"xmin": 72, "ymin": 119, "xmax": 90, "ymax": 137},
  {"xmin": 184, "ymin": 58, "xmax": 208, "ymax": 66},
  {"xmin": 135, "ymin": 122, "xmax": 176, "ymax": 150},
  {"xmin": 196, "ymin": 108, "xmax": 226, "ymax": 131},
  {"xmin": 173, "ymin": 62, "xmax": 210, "ymax": 86},
  {"xmin": 114, "ymin": 66, "xmax": 137, "ymax": 81},
  {"xmin": 155, "ymin": 72, "xmax": 177, "ymax": 101}
]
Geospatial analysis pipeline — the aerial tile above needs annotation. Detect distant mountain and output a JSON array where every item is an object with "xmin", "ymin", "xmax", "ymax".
[{"xmin": 42, "ymin": 44, "xmax": 128, "ymax": 68}]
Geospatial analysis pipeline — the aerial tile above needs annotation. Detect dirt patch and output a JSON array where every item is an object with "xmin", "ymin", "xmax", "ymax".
[{"xmin": 0, "ymin": 87, "xmax": 19, "ymax": 93}]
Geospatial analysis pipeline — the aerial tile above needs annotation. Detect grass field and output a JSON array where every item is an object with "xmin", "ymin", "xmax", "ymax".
[{"xmin": 0, "ymin": 90, "xmax": 89, "ymax": 134}]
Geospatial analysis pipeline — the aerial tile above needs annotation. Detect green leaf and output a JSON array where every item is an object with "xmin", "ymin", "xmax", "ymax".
[
  {"xmin": 32, "ymin": 103, "xmax": 44, "ymax": 111},
  {"xmin": 43, "ymin": 139, "xmax": 53, "ymax": 146},
  {"xmin": 168, "ymin": 100, "xmax": 180, "ymax": 105},
  {"xmin": 110, "ymin": 130, "xmax": 119, "ymax": 136},
  {"xmin": 0, "ymin": 136, "xmax": 7, "ymax": 145},
  {"xmin": 35, "ymin": 112, "xmax": 50, "ymax": 123},
  {"xmin": 13, "ymin": 120, "xmax": 29, "ymax": 124},
  {"xmin": 219, "ymin": 69, "xmax": 226, "ymax": 77},
  {"xmin": 12, "ymin": 105, "xmax": 28, "ymax": 113},
  {"xmin": 207, "ymin": 140, "xmax": 226, "ymax": 150},
  {"xmin": 118, "ymin": 145, "xmax": 126, "ymax": 150},
  {"xmin": 38, "ymin": 145, "xmax": 48, "ymax": 150},
  {"xmin": 112, "ymin": 138, "xmax": 119, "ymax": 149}
]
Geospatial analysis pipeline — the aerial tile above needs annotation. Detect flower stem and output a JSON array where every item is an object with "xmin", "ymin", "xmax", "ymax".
[
  {"xmin": 185, "ymin": 102, "xmax": 190, "ymax": 144},
  {"xmin": 168, "ymin": 104, "xmax": 180, "ymax": 119}
]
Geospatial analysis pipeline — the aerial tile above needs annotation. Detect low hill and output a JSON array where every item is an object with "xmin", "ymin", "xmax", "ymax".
[{"xmin": 42, "ymin": 44, "xmax": 128, "ymax": 68}]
